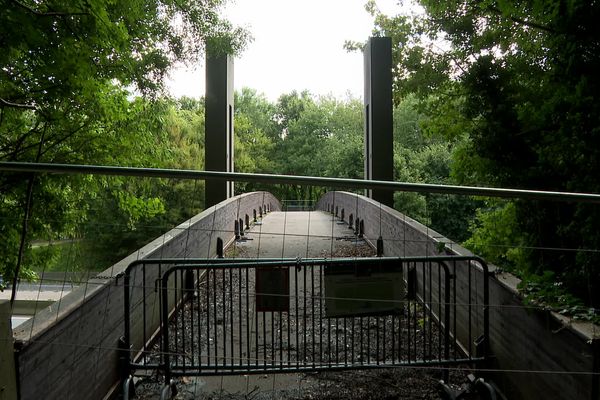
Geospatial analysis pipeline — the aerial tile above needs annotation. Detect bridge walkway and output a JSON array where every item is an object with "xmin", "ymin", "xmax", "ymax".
[
  {"xmin": 230, "ymin": 210, "xmax": 366, "ymax": 259},
  {"xmin": 159, "ymin": 210, "xmax": 374, "ymax": 399}
]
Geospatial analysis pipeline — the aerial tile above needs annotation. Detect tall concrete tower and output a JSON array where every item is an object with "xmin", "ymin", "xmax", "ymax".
[
  {"xmin": 364, "ymin": 37, "xmax": 394, "ymax": 207},
  {"xmin": 205, "ymin": 51, "xmax": 234, "ymax": 208}
]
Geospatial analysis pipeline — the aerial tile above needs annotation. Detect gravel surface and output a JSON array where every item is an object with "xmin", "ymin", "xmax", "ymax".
[
  {"xmin": 132, "ymin": 366, "xmax": 470, "ymax": 400},
  {"xmin": 132, "ymin": 237, "xmax": 472, "ymax": 399}
]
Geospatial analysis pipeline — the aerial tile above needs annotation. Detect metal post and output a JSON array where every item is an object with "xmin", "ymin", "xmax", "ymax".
[
  {"xmin": 376, "ymin": 236, "xmax": 384, "ymax": 257},
  {"xmin": 234, "ymin": 220, "xmax": 240, "ymax": 240},
  {"xmin": 205, "ymin": 49, "xmax": 234, "ymax": 208},
  {"xmin": 216, "ymin": 237, "xmax": 224, "ymax": 258},
  {"xmin": 364, "ymin": 37, "xmax": 394, "ymax": 207}
]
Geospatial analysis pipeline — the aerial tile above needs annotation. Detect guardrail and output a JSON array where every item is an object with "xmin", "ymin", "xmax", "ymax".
[{"xmin": 3, "ymin": 161, "xmax": 600, "ymax": 203}]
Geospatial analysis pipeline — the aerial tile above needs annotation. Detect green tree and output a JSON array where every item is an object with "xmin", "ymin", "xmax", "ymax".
[
  {"xmin": 275, "ymin": 94, "xmax": 365, "ymax": 201},
  {"xmin": 232, "ymin": 88, "xmax": 278, "ymax": 194},
  {"xmin": 392, "ymin": 95, "xmax": 478, "ymax": 241},
  {"xmin": 364, "ymin": 0, "xmax": 600, "ymax": 306},
  {"xmin": 0, "ymin": 0, "xmax": 247, "ymax": 284}
]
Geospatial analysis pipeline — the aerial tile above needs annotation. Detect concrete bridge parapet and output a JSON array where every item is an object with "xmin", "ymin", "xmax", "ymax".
[{"xmin": 317, "ymin": 190, "xmax": 599, "ymax": 400}]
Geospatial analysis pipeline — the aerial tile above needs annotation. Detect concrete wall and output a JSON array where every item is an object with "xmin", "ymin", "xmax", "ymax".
[
  {"xmin": 317, "ymin": 191, "xmax": 599, "ymax": 400},
  {"xmin": 12, "ymin": 191, "xmax": 280, "ymax": 400},
  {"xmin": 1, "ymin": 301, "xmax": 17, "ymax": 400}
]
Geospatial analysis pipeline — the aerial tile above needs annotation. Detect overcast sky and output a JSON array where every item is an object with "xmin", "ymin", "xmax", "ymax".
[{"xmin": 167, "ymin": 0, "xmax": 401, "ymax": 101}]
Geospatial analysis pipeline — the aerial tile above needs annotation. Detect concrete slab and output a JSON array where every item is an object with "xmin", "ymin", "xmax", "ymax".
[{"xmin": 228, "ymin": 211, "xmax": 361, "ymax": 259}]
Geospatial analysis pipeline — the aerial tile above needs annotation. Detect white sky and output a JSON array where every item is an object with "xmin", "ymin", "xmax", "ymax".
[{"xmin": 167, "ymin": 0, "xmax": 401, "ymax": 101}]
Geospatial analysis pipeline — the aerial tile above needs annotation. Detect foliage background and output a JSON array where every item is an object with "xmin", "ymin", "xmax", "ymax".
[{"xmin": 2, "ymin": 0, "xmax": 599, "ymax": 317}]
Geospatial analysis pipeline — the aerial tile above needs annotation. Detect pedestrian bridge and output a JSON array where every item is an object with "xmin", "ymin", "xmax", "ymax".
[
  {"xmin": 1, "ymin": 168, "xmax": 598, "ymax": 400},
  {"xmin": 10, "ymin": 189, "xmax": 492, "ymax": 399}
]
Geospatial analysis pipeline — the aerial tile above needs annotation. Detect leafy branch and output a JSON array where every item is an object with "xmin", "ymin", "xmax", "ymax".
[
  {"xmin": 487, "ymin": 6, "xmax": 556, "ymax": 34},
  {"xmin": 10, "ymin": 0, "xmax": 89, "ymax": 17},
  {"xmin": 0, "ymin": 97, "xmax": 36, "ymax": 110}
]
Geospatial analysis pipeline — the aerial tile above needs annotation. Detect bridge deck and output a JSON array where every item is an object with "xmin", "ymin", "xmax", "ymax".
[
  {"xmin": 152, "ymin": 211, "xmax": 377, "ymax": 399},
  {"xmin": 228, "ymin": 210, "xmax": 368, "ymax": 259}
]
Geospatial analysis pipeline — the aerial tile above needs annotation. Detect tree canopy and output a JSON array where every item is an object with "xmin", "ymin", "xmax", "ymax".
[
  {"xmin": 4, "ymin": 0, "xmax": 599, "ymax": 316},
  {"xmin": 0, "ymin": 0, "xmax": 248, "ymax": 285},
  {"xmin": 361, "ymin": 0, "xmax": 600, "ymax": 309}
]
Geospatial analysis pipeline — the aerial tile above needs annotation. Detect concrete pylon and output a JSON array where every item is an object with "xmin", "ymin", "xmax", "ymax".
[
  {"xmin": 205, "ymin": 50, "xmax": 234, "ymax": 208},
  {"xmin": 364, "ymin": 37, "xmax": 393, "ymax": 207}
]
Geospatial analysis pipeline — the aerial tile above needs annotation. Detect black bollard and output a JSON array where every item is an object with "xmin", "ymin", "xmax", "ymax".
[
  {"xmin": 349, "ymin": 214, "xmax": 354, "ymax": 229},
  {"xmin": 376, "ymin": 236, "xmax": 384, "ymax": 257},
  {"xmin": 253, "ymin": 209, "xmax": 257, "ymax": 222},
  {"xmin": 245, "ymin": 214, "xmax": 250, "ymax": 230},
  {"xmin": 234, "ymin": 220, "xmax": 240, "ymax": 240},
  {"xmin": 216, "ymin": 237, "xmax": 224, "ymax": 258},
  {"xmin": 185, "ymin": 269, "xmax": 195, "ymax": 293},
  {"xmin": 341, "ymin": 208, "xmax": 345, "ymax": 221},
  {"xmin": 335, "ymin": 206, "xmax": 339, "ymax": 218},
  {"xmin": 359, "ymin": 219, "xmax": 365, "ymax": 238},
  {"xmin": 239, "ymin": 218, "xmax": 244, "ymax": 236}
]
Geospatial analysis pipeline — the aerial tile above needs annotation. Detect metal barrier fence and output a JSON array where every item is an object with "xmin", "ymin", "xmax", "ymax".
[{"xmin": 122, "ymin": 256, "xmax": 489, "ymax": 396}]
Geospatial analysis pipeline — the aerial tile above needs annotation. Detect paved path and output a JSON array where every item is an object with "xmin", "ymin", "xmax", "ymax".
[
  {"xmin": 229, "ymin": 210, "xmax": 359, "ymax": 259},
  {"xmin": 1, "ymin": 274, "xmax": 80, "ymax": 328}
]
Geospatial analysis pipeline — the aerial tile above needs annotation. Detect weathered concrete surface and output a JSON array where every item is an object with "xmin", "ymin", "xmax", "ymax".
[
  {"xmin": 0, "ymin": 301, "xmax": 17, "ymax": 400},
  {"xmin": 318, "ymin": 191, "xmax": 600, "ymax": 400},
  {"xmin": 229, "ymin": 211, "xmax": 361, "ymax": 258},
  {"xmin": 12, "ymin": 192, "xmax": 280, "ymax": 400}
]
